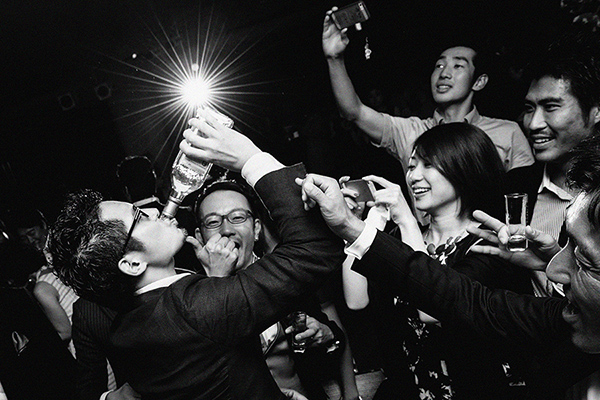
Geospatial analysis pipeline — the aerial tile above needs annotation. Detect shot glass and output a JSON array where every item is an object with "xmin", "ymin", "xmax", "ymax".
[
  {"xmin": 504, "ymin": 193, "xmax": 528, "ymax": 252},
  {"xmin": 290, "ymin": 311, "xmax": 307, "ymax": 353}
]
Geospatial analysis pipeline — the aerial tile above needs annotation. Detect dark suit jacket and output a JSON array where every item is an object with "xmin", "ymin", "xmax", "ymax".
[
  {"xmin": 108, "ymin": 165, "xmax": 344, "ymax": 400},
  {"xmin": 352, "ymin": 231, "xmax": 600, "ymax": 399},
  {"xmin": 72, "ymin": 298, "xmax": 120, "ymax": 400}
]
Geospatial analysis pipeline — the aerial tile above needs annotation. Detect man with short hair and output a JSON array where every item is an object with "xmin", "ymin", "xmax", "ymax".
[
  {"xmin": 192, "ymin": 177, "xmax": 354, "ymax": 400},
  {"xmin": 48, "ymin": 108, "xmax": 345, "ymax": 400},
  {"xmin": 294, "ymin": 132, "xmax": 600, "ymax": 398},
  {"xmin": 322, "ymin": 8, "xmax": 534, "ymax": 172},
  {"xmin": 507, "ymin": 33, "xmax": 600, "ymax": 297}
]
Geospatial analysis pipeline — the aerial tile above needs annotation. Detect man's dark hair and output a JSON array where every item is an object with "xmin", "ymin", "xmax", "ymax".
[
  {"xmin": 567, "ymin": 134, "xmax": 600, "ymax": 229},
  {"xmin": 526, "ymin": 31, "xmax": 600, "ymax": 126},
  {"xmin": 193, "ymin": 173, "xmax": 261, "ymax": 224},
  {"xmin": 434, "ymin": 39, "xmax": 492, "ymax": 80},
  {"xmin": 48, "ymin": 189, "xmax": 143, "ymax": 308},
  {"xmin": 413, "ymin": 122, "xmax": 506, "ymax": 219},
  {"xmin": 4, "ymin": 206, "xmax": 47, "ymax": 231}
]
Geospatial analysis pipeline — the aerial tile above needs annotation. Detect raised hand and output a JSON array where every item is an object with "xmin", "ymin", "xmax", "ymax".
[
  {"xmin": 339, "ymin": 176, "xmax": 366, "ymax": 219},
  {"xmin": 363, "ymin": 175, "xmax": 413, "ymax": 226},
  {"xmin": 295, "ymin": 173, "xmax": 365, "ymax": 243},
  {"xmin": 188, "ymin": 232, "xmax": 239, "ymax": 277},
  {"xmin": 180, "ymin": 107, "xmax": 261, "ymax": 172},
  {"xmin": 323, "ymin": 7, "xmax": 350, "ymax": 59},
  {"xmin": 467, "ymin": 210, "xmax": 561, "ymax": 271}
]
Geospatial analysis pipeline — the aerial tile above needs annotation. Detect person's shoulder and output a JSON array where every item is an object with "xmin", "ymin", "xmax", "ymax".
[{"xmin": 475, "ymin": 114, "xmax": 522, "ymax": 131}]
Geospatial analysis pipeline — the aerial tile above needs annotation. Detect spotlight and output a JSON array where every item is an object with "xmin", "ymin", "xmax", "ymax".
[
  {"xmin": 180, "ymin": 76, "xmax": 211, "ymax": 108},
  {"xmin": 58, "ymin": 93, "xmax": 76, "ymax": 111},
  {"xmin": 94, "ymin": 83, "xmax": 112, "ymax": 101}
]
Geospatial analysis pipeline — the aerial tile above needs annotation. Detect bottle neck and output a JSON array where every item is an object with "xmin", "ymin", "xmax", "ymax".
[{"xmin": 160, "ymin": 196, "xmax": 182, "ymax": 220}]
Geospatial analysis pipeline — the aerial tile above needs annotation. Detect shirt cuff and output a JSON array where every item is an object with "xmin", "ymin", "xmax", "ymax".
[
  {"xmin": 344, "ymin": 224, "xmax": 377, "ymax": 260},
  {"xmin": 99, "ymin": 391, "xmax": 112, "ymax": 400},
  {"xmin": 241, "ymin": 152, "xmax": 284, "ymax": 188},
  {"xmin": 364, "ymin": 206, "xmax": 389, "ymax": 231}
]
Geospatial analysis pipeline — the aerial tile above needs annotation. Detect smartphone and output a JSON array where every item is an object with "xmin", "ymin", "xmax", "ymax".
[
  {"xmin": 342, "ymin": 179, "xmax": 375, "ymax": 203},
  {"xmin": 331, "ymin": 1, "xmax": 371, "ymax": 30}
]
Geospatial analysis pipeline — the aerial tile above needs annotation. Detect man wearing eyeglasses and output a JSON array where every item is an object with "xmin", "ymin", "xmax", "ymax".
[
  {"xmin": 48, "ymin": 108, "xmax": 346, "ymax": 400},
  {"xmin": 191, "ymin": 176, "xmax": 354, "ymax": 400}
]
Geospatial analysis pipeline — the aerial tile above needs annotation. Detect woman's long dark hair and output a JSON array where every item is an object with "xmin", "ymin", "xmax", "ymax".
[{"xmin": 412, "ymin": 122, "xmax": 506, "ymax": 219}]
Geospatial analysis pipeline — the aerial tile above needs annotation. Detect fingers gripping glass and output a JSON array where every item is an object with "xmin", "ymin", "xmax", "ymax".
[
  {"xmin": 122, "ymin": 206, "xmax": 149, "ymax": 256},
  {"xmin": 201, "ymin": 209, "xmax": 253, "ymax": 229}
]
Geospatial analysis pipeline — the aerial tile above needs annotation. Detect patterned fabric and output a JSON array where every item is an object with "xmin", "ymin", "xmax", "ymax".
[{"xmin": 36, "ymin": 265, "xmax": 79, "ymax": 356}]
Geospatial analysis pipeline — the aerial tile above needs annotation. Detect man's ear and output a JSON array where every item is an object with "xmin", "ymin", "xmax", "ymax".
[
  {"xmin": 118, "ymin": 257, "xmax": 148, "ymax": 277},
  {"xmin": 472, "ymin": 74, "xmax": 488, "ymax": 92},
  {"xmin": 254, "ymin": 219, "xmax": 262, "ymax": 242},
  {"xmin": 590, "ymin": 105, "xmax": 600, "ymax": 126}
]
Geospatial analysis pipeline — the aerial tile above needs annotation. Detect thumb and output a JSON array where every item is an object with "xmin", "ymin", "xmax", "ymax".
[{"xmin": 185, "ymin": 235, "xmax": 202, "ymax": 251}]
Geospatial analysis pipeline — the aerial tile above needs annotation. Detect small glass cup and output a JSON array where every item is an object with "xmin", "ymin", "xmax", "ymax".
[
  {"xmin": 504, "ymin": 193, "xmax": 528, "ymax": 252},
  {"xmin": 290, "ymin": 311, "xmax": 307, "ymax": 353}
]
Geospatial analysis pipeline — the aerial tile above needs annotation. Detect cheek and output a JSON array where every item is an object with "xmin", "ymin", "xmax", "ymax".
[{"xmin": 573, "ymin": 275, "xmax": 600, "ymax": 312}]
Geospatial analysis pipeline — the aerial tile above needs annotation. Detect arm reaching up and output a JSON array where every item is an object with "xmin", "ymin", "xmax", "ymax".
[{"xmin": 323, "ymin": 8, "xmax": 387, "ymax": 143}]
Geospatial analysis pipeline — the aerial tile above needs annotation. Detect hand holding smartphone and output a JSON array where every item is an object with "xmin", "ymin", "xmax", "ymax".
[
  {"xmin": 331, "ymin": 1, "xmax": 371, "ymax": 30},
  {"xmin": 342, "ymin": 179, "xmax": 376, "ymax": 203}
]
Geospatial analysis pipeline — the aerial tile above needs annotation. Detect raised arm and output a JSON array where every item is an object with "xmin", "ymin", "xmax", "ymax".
[{"xmin": 323, "ymin": 8, "xmax": 387, "ymax": 144}]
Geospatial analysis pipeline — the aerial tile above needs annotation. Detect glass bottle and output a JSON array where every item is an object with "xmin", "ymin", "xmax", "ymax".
[{"xmin": 160, "ymin": 106, "xmax": 234, "ymax": 220}]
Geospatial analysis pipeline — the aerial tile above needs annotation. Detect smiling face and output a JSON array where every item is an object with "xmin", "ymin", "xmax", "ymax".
[
  {"xmin": 430, "ymin": 46, "xmax": 481, "ymax": 106},
  {"xmin": 99, "ymin": 201, "xmax": 186, "ymax": 267},
  {"xmin": 17, "ymin": 224, "xmax": 48, "ymax": 253},
  {"xmin": 523, "ymin": 76, "xmax": 599, "ymax": 166},
  {"xmin": 406, "ymin": 151, "xmax": 460, "ymax": 217},
  {"xmin": 546, "ymin": 193, "xmax": 600, "ymax": 353},
  {"xmin": 198, "ymin": 190, "xmax": 260, "ymax": 272}
]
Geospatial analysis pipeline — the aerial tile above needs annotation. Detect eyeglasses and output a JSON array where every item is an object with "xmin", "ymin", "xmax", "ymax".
[
  {"xmin": 200, "ymin": 209, "xmax": 253, "ymax": 230},
  {"xmin": 122, "ymin": 205, "xmax": 149, "ymax": 256}
]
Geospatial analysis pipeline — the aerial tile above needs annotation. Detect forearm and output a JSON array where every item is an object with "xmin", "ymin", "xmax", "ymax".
[
  {"xmin": 327, "ymin": 57, "xmax": 363, "ymax": 120},
  {"xmin": 342, "ymin": 254, "xmax": 370, "ymax": 310},
  {"xmin": 353, "ymin": 231, "xmax": 570, "ymax": 347},
  {"xmin": 396, "ymin": 218, "xmax": 427, "ymax": 253}
]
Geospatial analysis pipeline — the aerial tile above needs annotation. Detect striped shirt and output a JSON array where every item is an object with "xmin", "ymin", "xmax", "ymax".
[
  {"xmin": 529, "ymin": 165, "xmax": 577, "ymax": 297},
  {"xmin": 36, "ymin": 265, "xmax": 79, "ymax": 355}
]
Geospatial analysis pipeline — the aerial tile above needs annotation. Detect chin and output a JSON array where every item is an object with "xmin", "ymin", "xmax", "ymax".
[{"xmin": 572, "ymin": 332, "xmax": 600, "ymax": 354}]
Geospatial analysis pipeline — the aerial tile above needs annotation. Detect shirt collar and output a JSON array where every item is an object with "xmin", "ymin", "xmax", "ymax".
[
  {"xmin": 133, "ymin": 196, "xmax": 162, "ymax": 208},
  {"xmin": 433, "ymin": 106, "xmax": 480, "ymax": 125},
  {"xmin": 135, "ymin": 273, "xmax": 191, "ymax": 295},
  {"xmin": 538, "ymin": 164, "xmax": 576, "ymax": 201}
]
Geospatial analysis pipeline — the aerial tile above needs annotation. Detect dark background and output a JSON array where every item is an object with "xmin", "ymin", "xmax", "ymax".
[{"xmin": 0, "ymin": 0, "xmax": 573, "ymax": 220}]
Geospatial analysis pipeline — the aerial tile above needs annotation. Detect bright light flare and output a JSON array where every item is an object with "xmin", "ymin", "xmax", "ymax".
[{"xmin": 180, "ymin": 75, "xmax": 211, "ymax": 108}]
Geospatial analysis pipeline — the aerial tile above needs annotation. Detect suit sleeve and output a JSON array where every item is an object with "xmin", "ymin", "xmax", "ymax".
[
  {"xmin": 72, "ymin": 300, "xmax": 110, "ymax": 400},
  {"xmin": 352, "ymin": 230, "xmax": 570, "ymax": 351},
  {"xmin": 180, "ymin": 164, "xmax": 345, "ymax": 345}
]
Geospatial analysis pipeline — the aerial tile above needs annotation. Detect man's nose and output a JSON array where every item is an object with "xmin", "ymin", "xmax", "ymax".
[
  {"xmin": 219, "ymin": 220, "xmax": 236, "ymax": 237},
  {"xmin": 524, "ymin": 107, "xmax": 547, "ymax": 132},
  {"xmin": 146, "ymin": 208, "xmax": 160, "ymax": 220},
  {"xmin": 439, "ymin": 65, "xmax": 451, "ymax": 79}
]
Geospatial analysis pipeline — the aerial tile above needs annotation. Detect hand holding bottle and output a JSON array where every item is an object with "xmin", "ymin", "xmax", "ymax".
[{"xmin": 181, "ymin": 107, "xmax": 261, "ymax": 173}]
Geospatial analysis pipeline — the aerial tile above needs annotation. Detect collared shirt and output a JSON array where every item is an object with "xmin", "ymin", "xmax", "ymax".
[
  {"xmin": 530, "ymin": 165, "xmax": 576, "ymax": 297},
  {"xmin": 134, "ymin": 273, "xmax": 191, "ymax": 295},
  {"xmin": 378, "ymin": 106, "xmax": 534, "ymax": 172}
]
